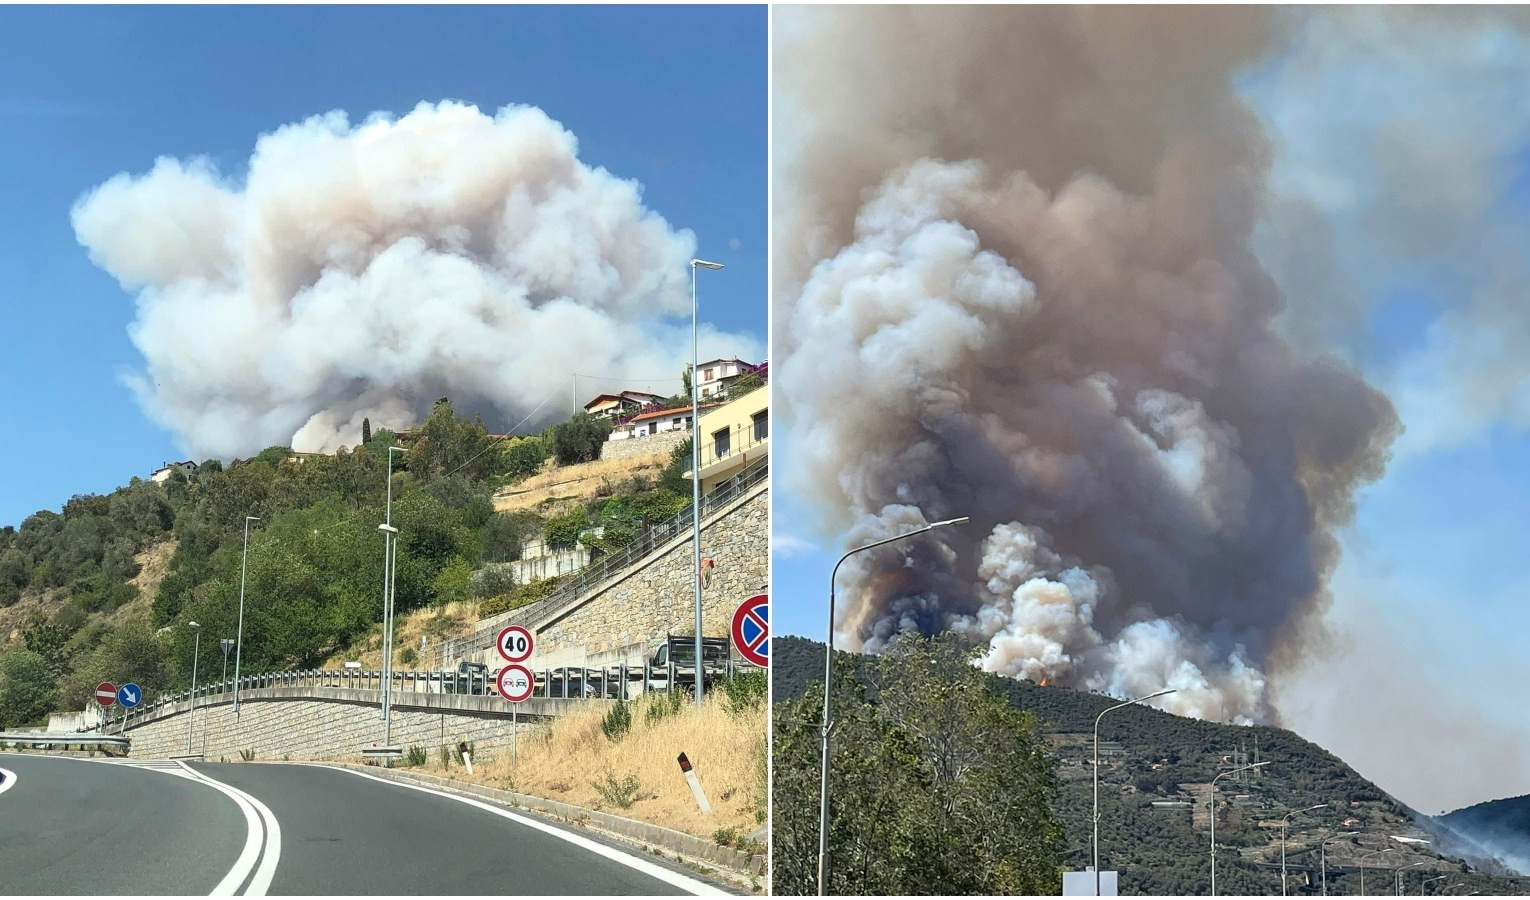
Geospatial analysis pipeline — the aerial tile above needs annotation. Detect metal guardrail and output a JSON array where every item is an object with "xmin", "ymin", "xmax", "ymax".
[
  {"xmin": 435, "ymin": 456, "xmax": 768, "ymax": 667},
  {"xmin": 78, "ymin": 656, "xmax": 764, "ymax": 734},
  {"xmin": 0, "ymin": 732, "xmax": 130, "ymax": 751}
]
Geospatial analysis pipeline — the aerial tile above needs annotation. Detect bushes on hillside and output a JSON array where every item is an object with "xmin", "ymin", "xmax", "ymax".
[
  {"xmin": 548, "ymin": 413, "xmax": 611, "ymax": 465},
  {"xmin": 0, "ymin": 649, "xmax": 56, "ymax": 727}
]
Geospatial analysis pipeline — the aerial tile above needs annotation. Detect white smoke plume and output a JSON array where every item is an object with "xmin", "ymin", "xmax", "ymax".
[
  {"xmin": 775, "ymin": 7, "xmax": 1399, "ymax": 723},
  {"xmin": 74, "ymin": 100, "xmax": 761, "ymax": 458}
]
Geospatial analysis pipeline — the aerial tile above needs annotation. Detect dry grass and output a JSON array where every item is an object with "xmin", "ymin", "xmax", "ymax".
[
  {"xmin": 112, "ymin": 540, "xmax": 177, "ymax": 626},
  {"xmin": 412, "ymin": 692, "xmax": 767, "ymax": 845},
  {"xmin": 321, "ymin": 600, "xmax": 476, "ymax": 669},
  {"xmin": 492, "ymin": 452, "xmax": 671, "ymax": 514}
]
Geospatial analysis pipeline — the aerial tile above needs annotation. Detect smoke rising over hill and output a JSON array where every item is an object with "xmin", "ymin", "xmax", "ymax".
[
  {"xmin": 775, "ymin": 7, "xmax": 1401, "ymax": 723},
  {"xmin": 74, "ymin": 100, "xmax": 761, "ymax": 459}
]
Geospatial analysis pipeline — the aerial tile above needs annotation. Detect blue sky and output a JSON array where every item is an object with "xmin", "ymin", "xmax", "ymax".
[{"xmin": 0, "ymin": 4, "xmax": 765, "ymax": 528}]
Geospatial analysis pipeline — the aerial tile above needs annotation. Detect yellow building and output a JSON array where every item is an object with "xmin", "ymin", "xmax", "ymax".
[{"xmin": 689, "ymin": 384, "xmax": 768, "ymax": 494}]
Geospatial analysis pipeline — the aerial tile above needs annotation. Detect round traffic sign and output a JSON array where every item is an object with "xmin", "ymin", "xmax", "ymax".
[
  {"xmin": 496, "ymin": 664, "xmax": 534, "ymax": 703},
  {"xmin": 732, "ymin": 594, "xmax": 769, "ymax": 667},
  {"xmin": 95, "ymin": 682, "xmax": 117, "ymax": 707},
  {"xmin": 496, "ymin": 625, "xmax": 534, "ymax": 664},
  {"xmin": 117, "ymin": 683, "xmax": 143, "ymax": 709}
]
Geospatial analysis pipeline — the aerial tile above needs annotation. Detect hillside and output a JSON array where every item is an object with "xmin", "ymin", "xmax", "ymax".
[
  {"xmin": 773, "ymin": 635, "xmax": 1530, "ymax": 895},
  {"xmin": 0, "ymin": 399, "xmax": 698, "ymax": 729},
  {"xmin": 1439, "ymin": 795, "xmax": 1530, "ymax": 875}
]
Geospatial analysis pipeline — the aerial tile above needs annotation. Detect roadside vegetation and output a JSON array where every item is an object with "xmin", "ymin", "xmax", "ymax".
[
  {"xmin": 425, "ymin": 671, "xmax": 767, "ymax": 845},
  {"xmin": 0, "ymin": 378, "xmax": 736, "ymax": 725}
]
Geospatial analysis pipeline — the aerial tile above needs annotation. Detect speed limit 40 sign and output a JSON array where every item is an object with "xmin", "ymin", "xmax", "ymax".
[{"xmin": 496, "ymin": 625, "xmax": 534, "ymax": 663}]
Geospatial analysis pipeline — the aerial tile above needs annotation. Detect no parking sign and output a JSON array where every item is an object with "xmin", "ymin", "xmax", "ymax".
[{"xmin": 732, "ymin": 594, "xmax": 768, "ymax": 667}]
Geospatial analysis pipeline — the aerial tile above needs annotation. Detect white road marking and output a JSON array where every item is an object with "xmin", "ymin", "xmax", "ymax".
[
  {"xmin": 0, "ymin": 766, "xmax": 15, "ymax": 796},
  {"xmin": 300, "ymin": 763, "xmax": 728, "ymax": 896},
  {"xmin": 175, "ymin": 761, "xmax": 282, "ymax": 896}
]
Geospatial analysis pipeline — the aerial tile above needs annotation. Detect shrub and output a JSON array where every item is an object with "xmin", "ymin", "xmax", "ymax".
[
  {"xmin": 601, "ymin": 698, "xmax": 632, "ymax": 741},
  {"xmin": 399, "ymin": 647, "xmax": 418, "ymax": 667},
  {"xmin": 644, "ymin": 688, "xmax": 684, "ymax": 725},
  {"xmin": 722, "ymin": 669, "xmax": 767, "ymax": 717},
  {"xmin": 549, "ymin": 413, "xmax": 611, "ymax": 465},
  {"xmin": 591, "ymin": 769, "xmax": 641, "ymax": 809},
  {"xmin": 404, "ymin": 745, "xmax": 427, "ymax": 767},
  {"xmin": 239, "ymin": 748, "xmax": 255, "ymax": 761},
  {"xmin": 713, "ymin": 826, "xmax": 740, "ymax": 847}
]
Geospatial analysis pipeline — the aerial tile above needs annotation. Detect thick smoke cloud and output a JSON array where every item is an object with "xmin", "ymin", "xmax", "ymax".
[
  {"xmin": 74, "ymin": 101, "xmax": 761, "ymax": 458},
  {"xmin": 775, "ymin": 7, "xmax": 1399, "ymax": 723}
]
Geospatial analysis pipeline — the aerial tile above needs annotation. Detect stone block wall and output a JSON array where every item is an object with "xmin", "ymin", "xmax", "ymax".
[
  {"xmin": 123, "ymin": 688, "xmax": 569, "ymax": 762},
  {"xmin": 491, "ymin": 483, "xmax": 768, "ymax": 671},
  {"xmin": 599, "ymin": 428, "xmax": 689, "ymax": 462}
]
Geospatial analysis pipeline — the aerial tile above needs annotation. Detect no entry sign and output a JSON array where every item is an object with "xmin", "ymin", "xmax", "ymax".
[
  {"xmin": 496, "ymin": 625, "xmax": 534, "ymax": 664},
  {"xmin": 95, "ymin": 682, "xmax": 117, "ymax": 707},
  {"xmin": 732, "ymin": 594, "xmax": 769, "ymax": 667},
  {"xmin": 496, "ymin": 664, "xmax": 534, "ymax": 703}
]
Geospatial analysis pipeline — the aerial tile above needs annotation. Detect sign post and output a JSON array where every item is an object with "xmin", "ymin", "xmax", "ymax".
[
  {"xmin": 732, "ymin": 594, "xmax": 769, "ymax": 668},
  {"xmin": 117, "ymin": 683, "xmax": 141, "ymax": 735},
  {"xmin": 495, "ymin": 662, "xmax": 534, "ymax": 764},
  {"xmin": 95, "ymin": 682, "xmax": 116, "ymax": 731}
]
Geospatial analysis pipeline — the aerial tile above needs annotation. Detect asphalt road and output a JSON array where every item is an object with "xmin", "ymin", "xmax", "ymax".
[
  {"xmin": 0, "ymin": 755, "xmax": 248, "ymax": 895},
  {"xmin": 0, "ymin": 756, "xmax": 730, "ymax": 896}
]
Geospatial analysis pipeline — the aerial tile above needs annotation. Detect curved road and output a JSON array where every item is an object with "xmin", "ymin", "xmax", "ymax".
[{"xmin": 0, "ymin": 755, "xmax": 732, "ymax": 895}]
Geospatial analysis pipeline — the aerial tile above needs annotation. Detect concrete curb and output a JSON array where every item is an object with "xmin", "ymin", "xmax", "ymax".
[{"xmin": 290, "ymin": 762, "xmax": 766, "ymax": 881}]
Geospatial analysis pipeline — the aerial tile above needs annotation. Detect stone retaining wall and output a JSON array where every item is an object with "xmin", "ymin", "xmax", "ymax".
[
  {"xmin": 599, "ymin": 428, "xmax": 689, "ymax": 461},
  {"xmin": 123, "ymin": 688, "xmax": 585, "ymax": 762}
]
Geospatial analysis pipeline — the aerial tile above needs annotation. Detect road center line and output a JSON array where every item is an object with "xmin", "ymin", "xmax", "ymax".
[
  {"xmin": 175, "ymin": 761, "xmax": 282, "ymax": 896},
  {"xmin": 300, "ymin": 763, "xmax": 728, "ymax": 896}
]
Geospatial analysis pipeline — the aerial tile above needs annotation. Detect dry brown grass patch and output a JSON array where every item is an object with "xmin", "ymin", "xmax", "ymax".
[
  {"xmin": 492, "ymin": 452, "xmax": 671, "ymax": 513},
  {"xmin": 418, "ymin": 692, "xmax": 765, "ymax": 843}
]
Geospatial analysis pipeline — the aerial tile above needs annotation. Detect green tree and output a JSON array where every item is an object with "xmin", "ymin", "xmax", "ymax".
[
  {"xmin": 772, "ymin": 633, "xmax": 1064, "ymax": 895},
  {"xmin": 362, "ymin": 417, "xmax": 372, "ymax": 445},
  {"xmin": 543, "ymin": 507, "xmax": 588, "ymax": 551},
  {"xmin": 0, "ymin": 649, "xmax": 57, "ymax": 726},
  {"xmin": 404, "ymin": 399, "xmax": 498, "ymax": 482},
  {"xmin": 499, "ymin": 436, "xmax": 548, "ymax": 483},
  {"xmin": 658, "ymin": 437, "xmax": 694, "ymax": 496},
  {"xmin": 548, "ymin": 412, "xmax": 611, "ymax": 465},
  {"xmin": 432, "ymin": 557, "xmax": 474, "ymax": 607}
]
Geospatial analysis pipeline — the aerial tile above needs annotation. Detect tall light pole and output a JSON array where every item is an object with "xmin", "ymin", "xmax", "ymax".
[
  {"xmin": 1395, "ymin": 861, "xmax": 1427, "ymax": 896},
  {"xmin": 380, "ymin": 445, "xmax": 405, "ymax": 733},
  {"xmin": 1360, "ymin": 847, "xmax": 1396, "ymax": 896},
  {"xmin": 1422, "ymin": 875, "xmax": 1449, "ymax": 895},
  {"xmin": 1210, "ymin": 760, "xmax": 1269, "ymax": 895},
  {"xmin": 232, "ymin": 515, "xmax": 259, "ymax": 716},
  {"xmin": 1322, "ymin": 831, "xmax": 1360, "ymax": 895},
  {"xmin": 818, "ymin": 515, "xmax": 970, "ymax": 896},
  {"xmin": 378, "ymin": 522, "xmax": 399, "ymax": 747},
  {"xmin": 1282, "ymin": 804, "xmax": 1329, "ymax": 896},
  {"xmin": 689, "ymin": 258, "xmax": 722, "ymax": 707},
  {"xmin": 185, "ymin": 621, "xmax": 201, "ymax": 754},
  {"xmin": 1093, "ymin": 688, "xmax": 1177, "ymax": 895}
]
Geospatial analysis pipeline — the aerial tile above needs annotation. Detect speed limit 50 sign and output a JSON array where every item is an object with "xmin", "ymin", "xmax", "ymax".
[{"xmin": 496, "ymin": 625, "xmax": 534, "ymax": 663}]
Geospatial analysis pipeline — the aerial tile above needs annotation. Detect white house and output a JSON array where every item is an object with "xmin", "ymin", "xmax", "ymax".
[
  {"xmin": 149, "ymin": 460, "xmax": 198, "ymax": 484},
  {"xmin": 583, "ymin": 390, "xmax": 666, "ymax": 420},
  {"xmin": 695, "ymin": 358, "xmax": 757, "ymax": 400},
  {"xmin": 607, "ymin": 402, "xmax": 725, "ymax": 441}
]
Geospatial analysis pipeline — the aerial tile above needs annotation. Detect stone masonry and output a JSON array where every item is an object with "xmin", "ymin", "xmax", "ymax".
[
  {"xmin": 475, "ymin": 482, "xmax": 768, "ymax": 671},
  {"xmin": 599, "ymin": 428, "xmax": 689, "ymax": 462},
  {"xmin": 122, "ymin": 687, "xmax": 577, "ymax": 762}
]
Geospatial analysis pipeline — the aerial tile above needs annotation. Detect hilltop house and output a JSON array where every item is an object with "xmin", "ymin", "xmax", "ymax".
[
  {"xmin": 695, "ymin": 358, "xmax": 760, "ymax": 400},
  {"xmin": 149, "ymin": 460, "xmax": 198, "ymax": 484},
  {"xmin": 583, "ymin": 390, "xmax": 666, "ymax": 420},
  {"xmin": 607, "ymin": 402, "xmax": 724, "ymax": 441}
]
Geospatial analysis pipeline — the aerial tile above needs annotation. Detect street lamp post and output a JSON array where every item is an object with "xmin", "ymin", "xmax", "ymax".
[
  {"xmin": 818, "ymin": 515, "xmax": 970, "ymax": 896},
  {"xmin": 1360, "ymin": 847, "xmax": 1395, "ymax": 896},
  {"xmin": 1211, "ymin": 761, "xmax": 1269, "ymax": 896},
  {"xmin": 1395, "ymin": 861, "xmax": 1427, "ymax": 896},
  {"xmin": 1322, "ymin": 832, "xmax": 1360, "ymax": 896},
  {"xmin": 185, "ymin": 621, "xmax": 201, "ymax": 754},
  {"xmin": 688, "ymin": 258, "xmax": 722, "ymax": 708},
  {"xmin": 232, "ymin": 516, "xmax": 259, "ymax": 716},
  {"xmin": 379, "ymin": 446, "xmax": 405, "ymax": 727},
  {"xmin": 1093, "ymin": 689, "xmax": 1177, "ymax": 895},
  {"xmin": 378, "ymin": 522, "xmax": 399, "ymax": 748},
  {"xmin": 1282, "ymin": 804, "xmax": 1330, "ymax": 896}
]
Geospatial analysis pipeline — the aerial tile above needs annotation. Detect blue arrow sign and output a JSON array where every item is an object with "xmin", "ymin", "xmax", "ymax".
[{"xmin": 117, "ymin": 683, "xmax": 142, "ymax": 709}]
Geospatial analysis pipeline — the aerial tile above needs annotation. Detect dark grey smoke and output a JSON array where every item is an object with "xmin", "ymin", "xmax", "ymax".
[{"xmin": 775, "ymin": 6, "xmax": 1399, "ymax": 722}]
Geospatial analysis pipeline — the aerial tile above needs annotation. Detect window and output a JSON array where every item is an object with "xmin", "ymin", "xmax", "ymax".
[
  {"xmin": 713, "ymin": 427, "xmax": 731, "ymax": 459},
  {"xmin": 753, "ymin": 410, "xmax": 768, "ymax": 441},
  {"xmin": 703, "ymin": 367, "xmax": 714, "ymax": 381}
]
